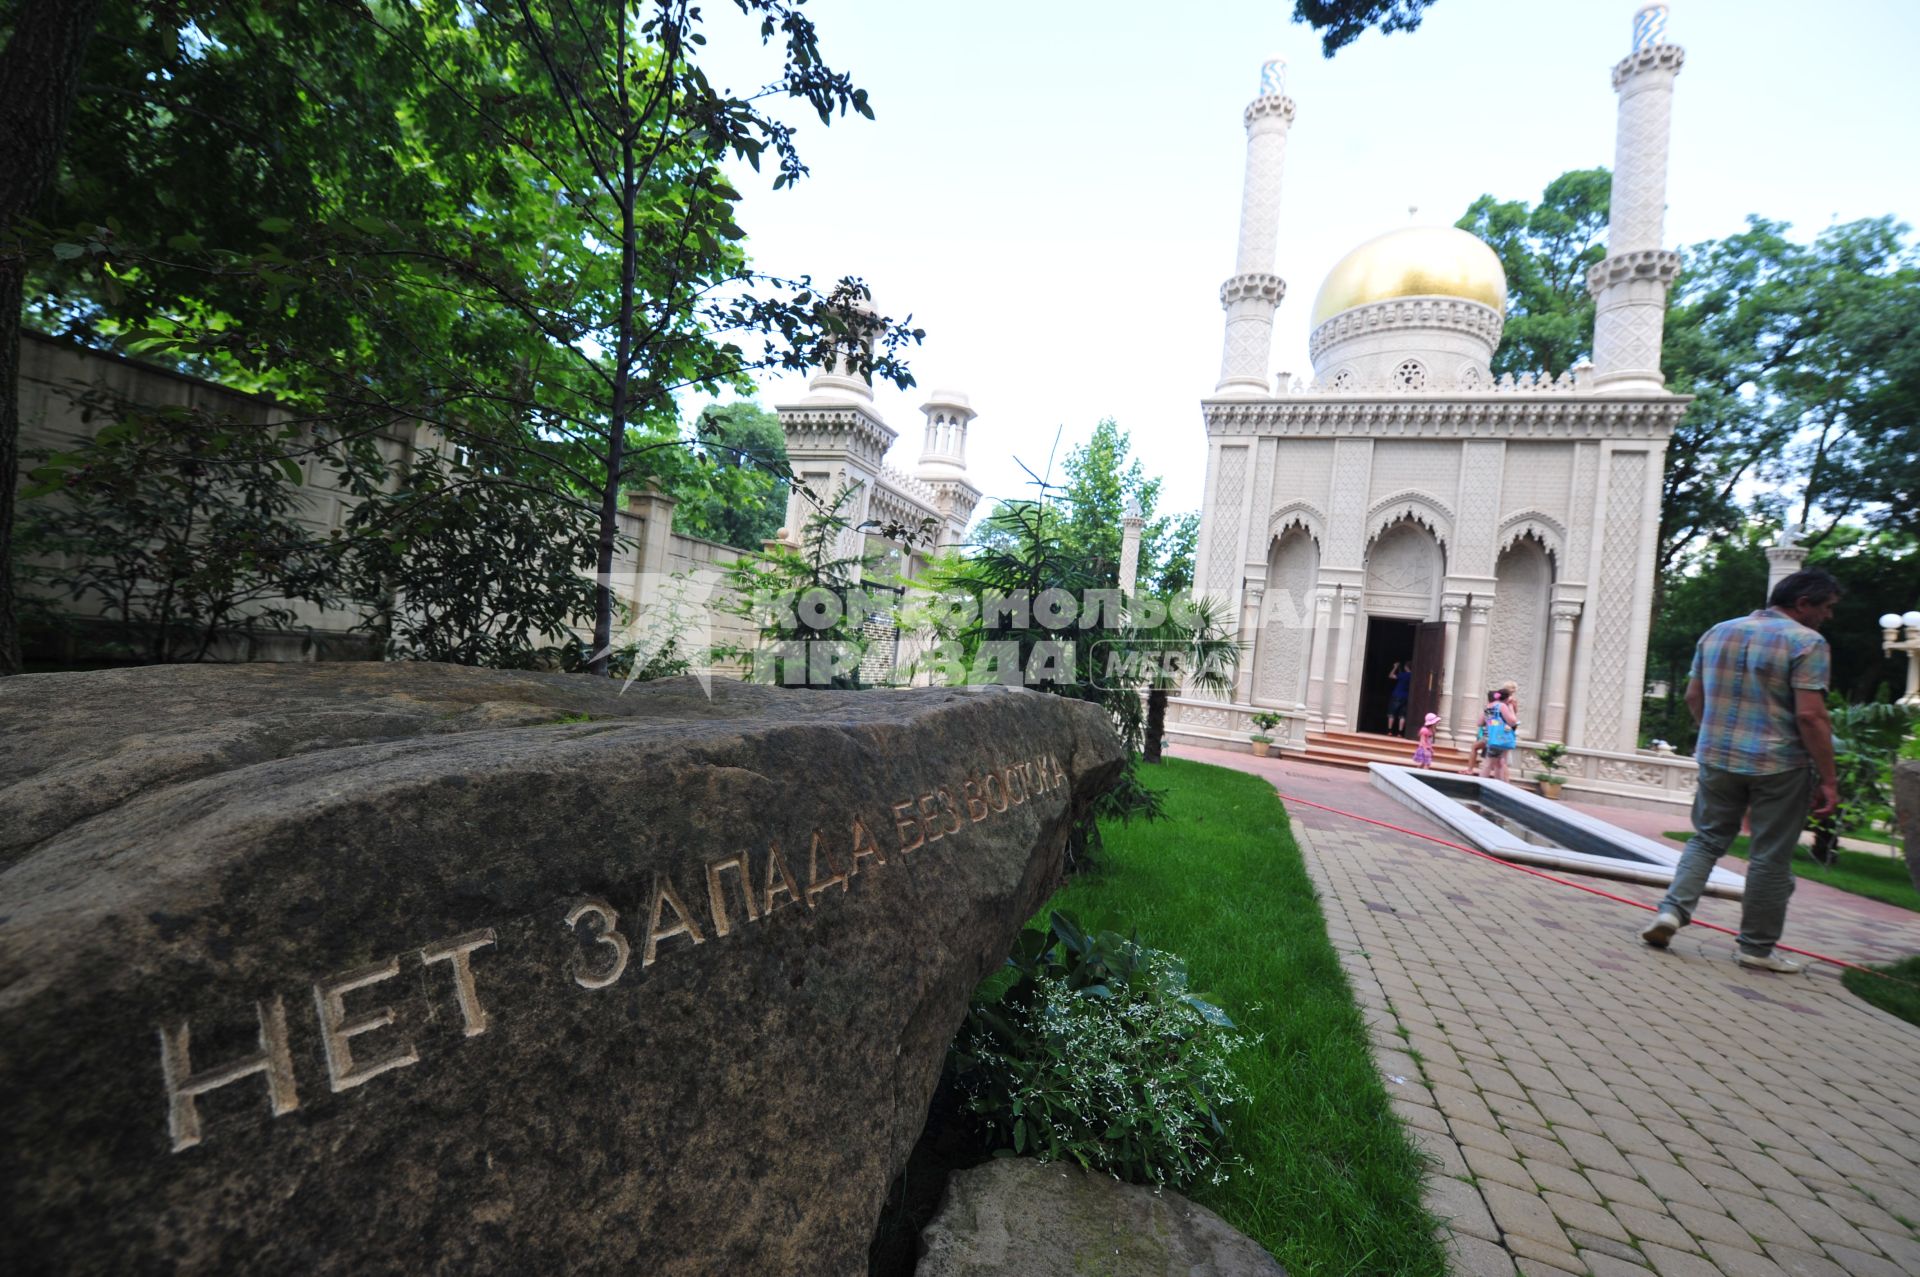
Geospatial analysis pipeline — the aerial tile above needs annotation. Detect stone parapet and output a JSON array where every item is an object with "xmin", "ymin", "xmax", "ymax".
[
  {"xmin": 1612, "ymin": 41, "xmax": 1685, "ymax": 89},
  {"xmin": 1219, "ymin": 272, "xmax": 1287, "ymax": 307},
  {"xmin": 1585, "ymin": 248, "xmax": 1682, "ymax": 293},
  {"xmin": 1242, "ymin": 94, "xmax": 1296, "ymax": 127}
]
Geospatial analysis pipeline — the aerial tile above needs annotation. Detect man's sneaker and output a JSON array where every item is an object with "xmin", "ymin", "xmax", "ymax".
[
  {"xmin": 1737, "ymin": 950, "xmax": 1807, "ymax": 974},
  {"xmin": 1640, "ymin": 911, "xmax": 1682, "ymax": 948}
]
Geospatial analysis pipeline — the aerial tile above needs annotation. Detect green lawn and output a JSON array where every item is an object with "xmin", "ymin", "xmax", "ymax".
[
  {"xmin": 1842, "ymin": 955, "xmax": 1920, "ymax": 1031},
  {"xmin": 1662, "ymin": 831, "xmax": 1920, "ymax": 913},
  {"xmin": 1047, "ymin": 758, "xmax": 1445, "ymax": 1277}
]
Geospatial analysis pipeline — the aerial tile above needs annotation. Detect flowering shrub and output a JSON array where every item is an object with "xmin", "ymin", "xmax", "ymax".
[{"xmin": 949, "ymin": 912, "xmax": 1257, "ymax": 1189}]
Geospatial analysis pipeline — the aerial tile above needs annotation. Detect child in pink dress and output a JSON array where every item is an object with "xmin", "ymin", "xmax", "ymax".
[{"xmin": 1412, "ymin": 712, "xmax": 1438, "ymax": 768}]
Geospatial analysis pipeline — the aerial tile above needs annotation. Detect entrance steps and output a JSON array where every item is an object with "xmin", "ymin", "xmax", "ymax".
[{"xmin": 1301, "ymin": 728, "xmax": 1474, "ymax": 773}]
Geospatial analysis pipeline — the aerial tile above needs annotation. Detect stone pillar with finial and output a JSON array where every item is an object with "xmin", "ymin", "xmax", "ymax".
[
  {"xmin": 1214, "ymin": 57, "xmax": 1293, "ymax": 396},
  {"xmin": 1588, "ymin": 4, "xmax": 1685, "ymax": 392}
]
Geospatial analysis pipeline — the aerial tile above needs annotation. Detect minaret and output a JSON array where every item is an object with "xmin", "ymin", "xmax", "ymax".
[
  {"xmin": 914, "ymin": 390, "xmax": 983, "ymax": 547},
  {"xmin": 1588, "ymin": 4, "xmax": 1685, "ymax": 391},
  {"xmin": 1215, "ymin": 57, "xmax": 1294, "ymax": 396},
  {"xmin": 915, "ymin": 390, "xmax": 973, "ymax": 476}
]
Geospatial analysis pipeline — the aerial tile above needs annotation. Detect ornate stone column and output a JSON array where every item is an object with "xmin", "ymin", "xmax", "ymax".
[
  {"xmin": 1589, "ymin": 5, "xmax": 1684, "ymax": 393},
  {"xmin": 1330, "ymin": 592, "xmax": 1361, "ymax": 730},
  {"xmin": 1454, "ymin": 601, "xmax": 1492, "ymax": 739},
  {"xmin": 1305, "ymin": 587, "xmax": 1334, "ymax": 726},
  {"xmin": 1436, "ymin": 599, "xmax": 1464, "ymax": 744},
  {"xmin": 1235, "ymin": 580, "xmax": 1265, "ymax": 703},
  {"xmin": 1541, "ymin": 603, "xmax": 1582, "ymax": 743},
  {"xmin": 1215, "ymin": 59, "xmax": 1293, "ymax": 396}
]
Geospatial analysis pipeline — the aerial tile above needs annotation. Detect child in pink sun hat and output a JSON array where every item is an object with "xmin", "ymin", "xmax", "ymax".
[{"xmin": 1412, "ymin": 712, "xmax": 1439, "ymax": 769}]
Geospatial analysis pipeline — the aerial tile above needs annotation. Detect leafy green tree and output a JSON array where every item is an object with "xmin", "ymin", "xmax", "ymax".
[
  {"xmin": 976, "ymin": 420, "xmax": 1194, "ymax": 594},
  {"xmin": 18, "ymin": 392, "xmax": 341, "ymax": 663},
  {"xmin": 672, "ymin": 403, "xmax": 790, "ymax": 551},
  {"xmin": 341, "ymin": 446, "xmax": 601, "ymax": 668},
  {"xmin": 1456, "ymin": 168, "xmax": 1610, "ymax": 378},
  {"xmin": 1465, "ymin": 172, "xmax": 1917, "ymax": 617},
  {"xmin": 1058, "ymin": 419, "xmax": 1161, "ymax": 585},
  {"xmin": 1155, "ymin": 511, "xmax": 1200, "ymax": 597},
  {"xmin": 12, "ymin": 1, "xmax": 920, "ymax": 673}
]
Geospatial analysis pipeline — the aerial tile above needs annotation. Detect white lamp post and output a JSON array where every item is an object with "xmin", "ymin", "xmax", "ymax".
[{"xmin": 1880, "ymin": 610, "xmax": 1920, "ymax": 707}]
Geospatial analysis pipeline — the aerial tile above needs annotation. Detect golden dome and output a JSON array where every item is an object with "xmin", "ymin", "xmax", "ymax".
[{"xmin": 1310, "ymin": 226, "xmax": 1508, "ymax": 327}]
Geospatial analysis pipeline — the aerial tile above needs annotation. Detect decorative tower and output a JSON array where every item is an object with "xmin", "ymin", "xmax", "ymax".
[
  {"xmin": 1215, "ymin": 57, "xmax": 1294, "ymax": 396},
  {"xmin": 913, "ymin": 390, "xmax": 983, "ymax": 547},
  {"xmin": 1588, "ymin": 4, "xmax": 1685, "ymax": 392}
]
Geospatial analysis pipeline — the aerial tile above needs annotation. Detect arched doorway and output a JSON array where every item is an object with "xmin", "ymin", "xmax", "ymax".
[{"xmin": 1355, "ymin": 516, "xmax": 1444, "ymax": 735}]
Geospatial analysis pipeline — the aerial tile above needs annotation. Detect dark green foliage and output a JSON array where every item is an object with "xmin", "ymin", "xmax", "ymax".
[
  {"xmin": 1457, "ymin": 168, "xmax": 1611, "ymax": 378},
  {"xmin": 950, "ymin": 911, "xmax": 1253, "ymax": 1189},
  {"xmin": 341, "ymin": 447, "xmax": 601, "ymax": 669},
  {"xmin": 19, "ymin": 393, "xmax": 340, "ymax": 663},
  {"xmin": 1155, "ymin": 511, "xmax": 1200, "ymax": 597},
  {"xmin": 715, "ymin": 483, "xmax": 900, "ymax": 689},
  {"xmin": 1826, "ymin": 700, "xmax": 1920, "ymax": 841},
  {"xmin": 975, "ymin": 420, "xmax": 1193, "ymax": 595},
  {"xmin": 1643, "ymin": 523, "xmax": 1914, "ymax": 744},
  {"xmin": 12, "ymin": 1, "xmax": 922, "ymax": 674},
  {"xmin": 672, "ymin": 403, "xmax": 790, "ymax": 551}
]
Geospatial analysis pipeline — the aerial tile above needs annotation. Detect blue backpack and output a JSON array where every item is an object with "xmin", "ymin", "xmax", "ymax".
[{"xmin": 1485, "ymin": 705, "xmax": 1516, "ymax": 752}]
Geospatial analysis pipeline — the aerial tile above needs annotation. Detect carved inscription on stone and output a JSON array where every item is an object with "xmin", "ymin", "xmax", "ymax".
[{"xmin": 153, "ymin": 752, "xmax": 1070, "ymax": 1153}]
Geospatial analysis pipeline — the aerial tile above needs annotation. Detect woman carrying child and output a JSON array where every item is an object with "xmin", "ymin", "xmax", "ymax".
[{"xmin": 1479, "ymin": 688, "xmax": 1520, "ymax": 781}]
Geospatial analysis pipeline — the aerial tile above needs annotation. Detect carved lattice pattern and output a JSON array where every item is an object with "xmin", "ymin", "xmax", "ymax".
[
  {"xmin": 1205, "ymin": 448, "xmax": 1248, "ymax": 594},
  {"xmin": 1255, "ymin": 530, "xmax": 1316, "ymax": 704},
  {"xmin": 1485, "ymin": 538, "xmax": 1551, "ymax": 711},
  {"xmin": 1583, "ymin": 452, "xmax": 1647, "ymax": 748},
  {"xmin": 1450, "ymin": 440, "xmax": 1505, "ymax": 576}
]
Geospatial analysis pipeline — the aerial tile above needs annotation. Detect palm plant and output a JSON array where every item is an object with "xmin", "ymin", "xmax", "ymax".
[{"xmin": 1135, "ymin": 595, "xmax": 1240, "ymax": 764}]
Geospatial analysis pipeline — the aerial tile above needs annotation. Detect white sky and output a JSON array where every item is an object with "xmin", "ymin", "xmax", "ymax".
[{"xmin": 686, "ymin": 0, "xmax": 1920, "ymax": 524}]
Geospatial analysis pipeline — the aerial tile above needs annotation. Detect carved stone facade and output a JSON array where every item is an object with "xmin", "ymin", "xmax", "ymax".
[
  {"xmin": 776, "ymin": 371, "xmax": 981, "ymax": 572},
  {"xmin": 1182, "ymin": 9, "xmax": 1690, "ymax": 780},
  {"xmin": 1254, "ymin": 529, "xmax": 1317, "ymax": 706}
]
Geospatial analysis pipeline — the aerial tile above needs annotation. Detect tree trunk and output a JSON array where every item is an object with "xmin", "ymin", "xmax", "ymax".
[
  {"xmin": 0, "ymin": 0, "xmax": 104, "ymax": 674},
  {"xmin": 1144, "ymin": 687, "xmax": 1168, "ymax": 763}
]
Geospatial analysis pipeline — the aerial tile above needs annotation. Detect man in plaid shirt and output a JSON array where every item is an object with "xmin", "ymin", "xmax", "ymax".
[{"xmin": 1640, "ymin": 569, "xmax": 1842, "ymax": 972}]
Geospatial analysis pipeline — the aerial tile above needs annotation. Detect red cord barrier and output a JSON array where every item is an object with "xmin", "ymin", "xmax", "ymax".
[{"xmin": 1276, "ymin": 791, "xmax": 1903, "ymax": 982}]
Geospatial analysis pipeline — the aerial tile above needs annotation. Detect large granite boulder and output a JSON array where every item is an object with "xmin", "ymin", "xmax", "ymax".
[
  {"xmin": 917, "ymin": 1158, "xmax": 1287, "ymax": 1276},
  {"xmin": 1896, "ymin": 759, "xmax": 1920, "ymax": 896},
  {"xmin": 0, "ymin": 664, "xmax": 1123, "ymax": 1275}
]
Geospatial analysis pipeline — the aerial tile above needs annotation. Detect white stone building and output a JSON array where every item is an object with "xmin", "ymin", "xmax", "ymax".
[{"xmin": 1167, "ymin": 4, "xmax": 1702, "ymax": 811}]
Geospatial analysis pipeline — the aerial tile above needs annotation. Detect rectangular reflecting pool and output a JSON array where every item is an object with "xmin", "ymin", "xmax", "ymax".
[{"xmin": 1368, "ymin": 765, "xmax": 1743, "ymax": 899}]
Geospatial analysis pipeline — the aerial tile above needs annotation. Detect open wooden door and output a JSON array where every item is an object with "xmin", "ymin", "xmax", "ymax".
[{"xmin": 1407, "ymin": 621, "xmax": 1445, "ymax": 733}]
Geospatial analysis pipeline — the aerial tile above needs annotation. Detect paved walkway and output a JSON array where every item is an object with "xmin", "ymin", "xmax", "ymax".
[{"xmin": 1181, "ymin": 746, "xmax": 1920, "ymax": 1277}]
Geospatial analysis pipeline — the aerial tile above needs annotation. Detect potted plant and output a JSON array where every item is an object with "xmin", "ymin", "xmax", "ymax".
[
  {"xmin": 1532, "ymin": 741, "xmax": 1570, "ymax": 799},
  {"xmin": 1250, "ymin": 711, "xmax": 1283, "ymax": 758}
]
